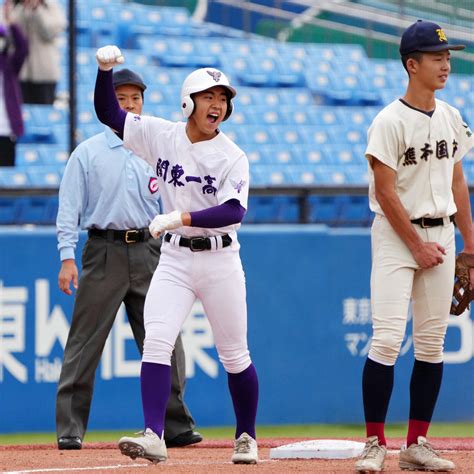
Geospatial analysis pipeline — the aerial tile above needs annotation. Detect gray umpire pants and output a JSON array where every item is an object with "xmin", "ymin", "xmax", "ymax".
[{"xmin": 56, "ymin": 233, "xmax": 195, "ymax": 441}]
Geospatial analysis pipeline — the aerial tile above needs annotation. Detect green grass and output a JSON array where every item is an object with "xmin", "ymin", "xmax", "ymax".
[{"xmin": 0, "ymin": 423, "xmax": 472, "ymax": 445}]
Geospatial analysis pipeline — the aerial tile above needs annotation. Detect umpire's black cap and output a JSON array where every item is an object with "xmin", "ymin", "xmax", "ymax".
[{"xmin": 113, "ymin": 68, "xmax": 147, "ymax": 92}]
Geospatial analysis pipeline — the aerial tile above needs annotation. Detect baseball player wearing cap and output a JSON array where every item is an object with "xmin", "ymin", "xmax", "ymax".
[
  {"xmin": 355, "ymin": 20, "xmax": 474, "ymax": 472},
  {"xmin": 94, "ymin": 46, "xmax": 259, "ymax": 465},
  {"xmin": 56, "ymin": 68, "xmax": 201, "ymax": 451}
]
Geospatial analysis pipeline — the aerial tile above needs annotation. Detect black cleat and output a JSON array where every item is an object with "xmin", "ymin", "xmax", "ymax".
[
  {"xmin": 165, "ymin": 430, "xmax": 203, "ymax": 448},
  {"xmin": 58, "ymin": 436, "xmax": 82, "ymax": 450}
]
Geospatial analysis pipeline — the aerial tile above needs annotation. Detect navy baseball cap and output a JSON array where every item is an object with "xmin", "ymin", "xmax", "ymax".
[
  {"xmin": 112, "ymin": 68, "xmax": 147, "ymax": 92},
  {"xmin": 400, "ymin": 20, "xmax": 465, "ymax": 56}
]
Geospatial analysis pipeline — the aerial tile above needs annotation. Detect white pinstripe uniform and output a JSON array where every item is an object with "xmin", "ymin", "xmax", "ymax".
[
  {"xmin": 123, "ymin": 114, "xmax": 252, "ymax": 374},
  {"xmin": 366, "ymin": 98, "xmax": 474, "ymax": 365}
]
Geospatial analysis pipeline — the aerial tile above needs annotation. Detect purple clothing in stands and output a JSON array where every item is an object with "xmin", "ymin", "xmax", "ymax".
[
  {"xmin": 0, "ymin": 24, "xmax": 28, "ymax": 137},
  {"xmin": 94, "ymin": 69, "xmax": 126, "ymax": 136},
  {"xmin": 190, "ymin": 199, "xmax": 245, "ymax": 228}
]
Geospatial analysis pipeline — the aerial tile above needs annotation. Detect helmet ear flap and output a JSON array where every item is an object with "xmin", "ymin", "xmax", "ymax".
[
  {"xmin": 181, "ymin": 95, "xmax": 194, "ymax": 118},
  {"xmin": 223, "ymin": 98, "xmax": 234, "ymax": 121}
]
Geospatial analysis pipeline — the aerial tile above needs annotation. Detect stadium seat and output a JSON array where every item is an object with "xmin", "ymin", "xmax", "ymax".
[
  {"xmin": 0, "ymin": 168, "xmax": 29, "ymax": 187},
  {"xmin": 26, "ymin": 167, "xmax": 63, "ymax": 188},
  {"xmin": 16, "ymin": 196, "xmax": 52, "ymax": 225},
  {"xmin": 339, "ymin": 195, "xmax": 372, "ymax": 226},
  {"xmin": 0, "ymin": 197, "xmax": 19, "ymax": 224},
  {"xmin": 309, "ymin": 196, "xmax": 342, "ymax": 225},
  {"xmin": 244, "ymin": 196, "xmax": 300, "ymax": 223}
]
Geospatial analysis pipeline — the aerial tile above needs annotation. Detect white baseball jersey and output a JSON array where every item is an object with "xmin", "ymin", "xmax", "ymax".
[
  {"xmin": 366, "ymin": 98, "xmax": 474, "ymax": 219},
  {"xmin": 123, "ymin": 114, "xmax": 249, "ymax": 238}
]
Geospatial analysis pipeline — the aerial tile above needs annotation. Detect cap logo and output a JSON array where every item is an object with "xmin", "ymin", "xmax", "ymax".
[
  {"xmin": 207, "ymin": 70, "xmax": 221, "ymax": 82},
  {"xmin": 436, "ymin": 29, "xmax": 448, "ymax": 43}
]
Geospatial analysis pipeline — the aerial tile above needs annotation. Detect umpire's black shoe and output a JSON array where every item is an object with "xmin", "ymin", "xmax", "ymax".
[
  {"xmin": 58, "ymin": 436, "xmax": 82, "ymax": 450},
  {"xmin": 165, "ymin": 430, "xmax": 203, "ymax": 448}
]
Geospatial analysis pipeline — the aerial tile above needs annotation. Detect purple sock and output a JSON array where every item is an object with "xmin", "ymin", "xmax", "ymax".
[
  {"xmin": 227, "ymin": 363, "xmax": 259, "ymax": 439},
  {"xmin": 141, "ymin": 362, "xmax": 171, "ymax": 437}
]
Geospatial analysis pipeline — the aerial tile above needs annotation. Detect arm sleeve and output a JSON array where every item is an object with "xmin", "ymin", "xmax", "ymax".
[
  {"xmin": 94, "ymin": 69, "xmax": 127, "ymax": 137},
  {"xmin": 189, "ymin": 199, "xmax": 246, "ymax": 228},
  {"xmin": 56, "ymin": 149, "xmax": 87, "ymax": 261},
  {"xmin": 365, "ymin": 115, "xmax": 401, "ymax": 170},
  {"xmin": 217, "ymin": 154, "xmax": 250, "ymax": 209},
  {"xmin": 455, "ymin": 112, "xmax": 474, "ymax": 163}
]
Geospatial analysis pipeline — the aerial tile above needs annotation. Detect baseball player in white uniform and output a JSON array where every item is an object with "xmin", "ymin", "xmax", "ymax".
[
  {"xmin": 355, "ymin": 20, "xmax": 474, "ymax": 473},
  {"xmin": 94, "ymin": 46, "xmax": 259, "ymax": 465}
]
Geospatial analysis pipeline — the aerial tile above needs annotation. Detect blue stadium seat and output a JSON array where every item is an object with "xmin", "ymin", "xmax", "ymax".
[
  {"xmin": 19, "ymin": 126, "xmax": 56, "ymax": 145},
  {"xmin": 245, "ymin": 125, "xmax": 277, "ymax": 146},
  {"xmin": 26, "ymin": 167, "xmax": 63, "ymax": 188},
  {"xmin": 0, "ymin": 197, "xmax": 20, "ymax": 224},
  {"xmin": 38, "ymin": 145, "xmax": 70, "ymax": 166},
  {"xmin": 23, "ymin": 104, "xmax": 68, "ymax": 128},
  {"xmin": 0, "ymin": 168, "xmax": 29, "ymax": 187},
  {"xmin": 16, "ymin": 197, "xmax": 49, "ymax": 224},
  {"xmin": 16, "ymin": 145, "xmax": 42, "ymax": 166},
  {"xmin": 256, "ymin": 145, "xmax": 299, "ymax": 165},
  {"xmin": 309, "ymin": 196, "xmax": 342, "ymax": 225},
  {"xmin": 113, "ymin": 5, "xmax": 192, "ymax": 48},
  {"xmin": 299, "ymin": 127, "xmax": 333, "ymax": 146},
  {"xmin": 298, "ymin": 146, "xmax": 329, "ymax": 165},
  {"xmin": 272, "ymin": 126, "xmax": 305, "ymax": 146},
  {"xmin": 244, "ymin": 196, "xmax": 299, "ymax": 223},
  {"xmin": 250, "ymin": 164, "xmax": 294, "ymax": 186},
  {"xmin": 339, "ymin": 195, "xmax": 372, "ymax": 226},
  {"xmin": 345, "ymin": 166, "xmax": 370, "ymax": 185}
]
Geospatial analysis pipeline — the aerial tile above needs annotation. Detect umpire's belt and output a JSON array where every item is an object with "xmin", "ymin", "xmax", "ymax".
[
  {"xmin": 410, "ymin": 214, "xmax": 455, "ymax": 228},
  {"xmin": 88, "ymin": 228, "xmax": 150, "ymax": 244},
  {"xmin": 164, "ymin": 233, "xmax": 232, "ymax": 252}
]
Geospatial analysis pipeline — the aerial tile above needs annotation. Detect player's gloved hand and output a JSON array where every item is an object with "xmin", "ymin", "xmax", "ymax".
[
  {"xmin": 96, "ymin": 45, "xmax": 124, "ymax": 71},
  {"xmin": 149, "ymin": 210, "xmax": 183, "ymax": 239},
  {"xmin": 450, "ymin": 252, "xmax": 474, "ymax": 315}
]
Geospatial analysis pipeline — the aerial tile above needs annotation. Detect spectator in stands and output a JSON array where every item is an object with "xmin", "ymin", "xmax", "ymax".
[
  {"xmin": 0, "ymin": 0, "xmax": 28, "ymax": 166},
  {"xmin": 55, "ymin": 68, "xmax": 202, "ymax": 451},
  {"xmin": 10, "ymin": 0, "xmax": 66, "ymax": 104}
]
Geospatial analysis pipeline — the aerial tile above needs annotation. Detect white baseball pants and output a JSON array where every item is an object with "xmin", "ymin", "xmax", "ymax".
[
  {"xmin": 142, "ymin": 239, "xmax": 251, "ymax": 374},
  {"xmin": 369, "ymin": 214, "xmax": 455, "ymax": 365}
]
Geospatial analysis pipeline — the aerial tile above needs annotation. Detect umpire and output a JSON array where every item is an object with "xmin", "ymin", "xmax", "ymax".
[{"xmin": 55, "ymin": 68, "xmax": 201, "ymax": 450}]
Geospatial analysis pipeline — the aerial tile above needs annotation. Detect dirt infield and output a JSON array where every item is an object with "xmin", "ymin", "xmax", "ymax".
[{"xmin": 1, "ymin": 438, "xmax": 473, "ymax": 473}]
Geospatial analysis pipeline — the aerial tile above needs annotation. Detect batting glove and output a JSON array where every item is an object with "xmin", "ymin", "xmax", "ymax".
[
  {"xmin": 96, "ymin": 45, "xmax": 124, "ymax": 71},
  {"xmin": 149, "ymin": 210, "xmax": 183, "ymax": 239}
]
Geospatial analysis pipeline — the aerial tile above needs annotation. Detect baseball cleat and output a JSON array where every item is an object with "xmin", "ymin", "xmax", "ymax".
[
  {"xmin": 231, "ymin": 432, "xmax": 258, "ymax": 464},
  {"xmin": 118, "ymin": 428, "xmax": 167, "ymax": 464},
  {"xmin": 399, "ymin": 437, "xmax": 455, "ymax": 471},
  {"xmin": 354, "ymin": 436, "xmax": 387, "ymax": 472}
]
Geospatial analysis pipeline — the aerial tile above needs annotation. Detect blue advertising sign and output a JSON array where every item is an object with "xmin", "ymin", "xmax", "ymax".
[{"xmin": 0, "ymin": 226, "xmax": 472, "ymax": 433}]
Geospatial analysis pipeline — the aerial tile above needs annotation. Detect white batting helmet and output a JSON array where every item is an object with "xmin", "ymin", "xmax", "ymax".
[{"xmin": 180, "ymin": 68, "xmax": 236, "ymax": 121}]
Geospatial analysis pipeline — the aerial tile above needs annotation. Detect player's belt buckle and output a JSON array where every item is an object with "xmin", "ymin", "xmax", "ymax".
[
  {"xmin": 125, "ymin": 230, "xmax": 140, "ymax": 244},
  {"xmin": 420, "ymin": 217, "xmax": 433, "ymax": 229},
  {"xmin": 189, "ymin": 237, "xmax": 207, "ymax": 252}
]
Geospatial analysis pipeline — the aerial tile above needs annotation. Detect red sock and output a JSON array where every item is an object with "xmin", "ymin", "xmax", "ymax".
[
  {"xmin": 407, "ymin": 419, "xmax": 430, "ymax": 447},
  {"xmin": 366, "ymin": 422, "xmax": 386, "ymax": 446}
]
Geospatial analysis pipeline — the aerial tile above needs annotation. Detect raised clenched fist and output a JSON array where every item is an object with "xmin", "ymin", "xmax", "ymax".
[{"xmin": 96, "ymin": 45, "xmax": 124, "ymax": 71}]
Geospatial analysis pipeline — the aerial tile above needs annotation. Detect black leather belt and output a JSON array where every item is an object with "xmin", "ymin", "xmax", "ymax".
[
  {"xmin": 164, "ymin": 233, "xmax": 232, "ymax": 252},
  {"xmin": 411, "ymin": 215, "xmax": 455, "ymax": 228},
  {"xmin": 88, "ymin": 228, "xmax": 150, "ymax": 244}
]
